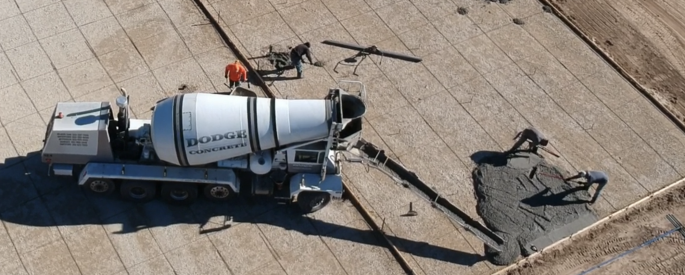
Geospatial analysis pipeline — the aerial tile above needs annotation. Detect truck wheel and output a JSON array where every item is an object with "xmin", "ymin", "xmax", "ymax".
[
  {"xmin": 84, "ymin": 178, "xmax": 116, "ymax": 196},
  {"xmin": 161, "ymin": 183, "xmax": 198, "ymax": 205},
  {"xmin": 120, "ymin": 180, "xmax": 156, "ymax": 203},
  {"xmin": 297, "ymin": 191, "xmax": 331, "ymax": 214},
  {"xmin": 203, "ymin": 184, "xmax": 234, "ymax": 201}
]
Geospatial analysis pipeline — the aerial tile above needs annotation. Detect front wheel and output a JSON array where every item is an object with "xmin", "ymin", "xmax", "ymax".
[
  {"xmin": 84, "ymin": 178, "xmax": 116, "ymax": 196},
  {"xmin": 297, "ymin": 191, "xmax": 331, "ymax": 214},
  {"xmin": 161, "ymin": 182, "xmax": 198, "ymax": 205}
]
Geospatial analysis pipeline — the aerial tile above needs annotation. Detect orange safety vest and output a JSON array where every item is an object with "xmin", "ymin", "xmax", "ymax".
[{"xmin": 225, "ymin": 63, "xmax": 247, "ymax": 82}]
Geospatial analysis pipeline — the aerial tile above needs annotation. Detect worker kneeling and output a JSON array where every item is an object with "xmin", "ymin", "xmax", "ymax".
[
  {"xmin": 506, "ymin": 127, "xmax": 549, "ymax": 154},
  {"xmin": 225, "ymin": 60, "xmax": 248, "ymax": 89}
]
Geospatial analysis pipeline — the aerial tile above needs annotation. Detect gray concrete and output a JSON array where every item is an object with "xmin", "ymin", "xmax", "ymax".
[
  {"xmin": 471, "ymin": 151, "xmax": 598, "ymax": 264},
  {"xmin": 2, "ymin": 0, "xmax": 685, "ymax": 275},
  {"xmin": 0, "ymin": 1, "xmax": 403, "ymax": 275},
  {"xmin": 200, "ymin": 0, "xmax": 685, "ymax": 274}
]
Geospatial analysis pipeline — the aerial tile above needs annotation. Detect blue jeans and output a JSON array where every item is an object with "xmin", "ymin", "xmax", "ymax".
[
  {"xmin": 290, "ymin": 53, "xmax": 303, "ymax": 73},
  {"xmin": 588, "ymin": 181, "xmax": 607, "ymax": 203}
]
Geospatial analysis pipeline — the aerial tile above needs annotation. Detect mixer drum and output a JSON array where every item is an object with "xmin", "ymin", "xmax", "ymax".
[{"xmin": 150, "ymin": 93, "xmax": 334, "ymax": 166}]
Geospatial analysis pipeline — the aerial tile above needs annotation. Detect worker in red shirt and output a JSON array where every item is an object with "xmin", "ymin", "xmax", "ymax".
[{"xmin": 224, "ymin": 60, "xmax": 248, "ymax": 89}]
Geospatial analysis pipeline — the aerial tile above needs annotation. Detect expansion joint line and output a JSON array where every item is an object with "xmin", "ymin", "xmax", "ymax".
[{"xmin": 190, "ymin": 0, "xmax": 415, "ymax": 274}]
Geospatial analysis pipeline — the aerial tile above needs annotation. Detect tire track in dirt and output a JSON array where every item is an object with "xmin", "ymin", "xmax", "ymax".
[
  {"xmin": 503, "ymin": 183, "xmax": 685, "ymax": 275},
  {"xmin": 613, "ymin": 238, "xmax": 685, "ymax": 275},
  {"xmin": 636, "ymin": 0, "xmax": 685, "ymax": 75},
  {"xmin": 550, "ymin": 0, "xmax": 685, "ymax": 122}
]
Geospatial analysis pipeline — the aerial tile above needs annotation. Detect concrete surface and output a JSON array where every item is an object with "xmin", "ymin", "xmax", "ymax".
[
  {"xmin": 1, "ymin": 0, "xmax": 685, "ymax": 274},
  {"xmin": 0, "ymin": 1, "xmax": 404, "ymax": 275},
  {"xmin": 201, "ymin": 0, "xmax": 685, "ymax": 274}
]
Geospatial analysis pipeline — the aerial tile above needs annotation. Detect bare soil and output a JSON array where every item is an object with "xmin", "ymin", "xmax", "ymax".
[
  {"xmin": 503, "ymin": 182, "xmax": 685, "ymax": 275},
  {"xmin": 549, "ymin": 0, "xmax": 685, "ymax": 122}
]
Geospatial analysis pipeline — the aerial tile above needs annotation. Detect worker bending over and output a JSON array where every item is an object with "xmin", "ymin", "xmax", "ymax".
[
  {"xmin": 566, "ymin": 170, "xmax": 608, "ymax": 204},
  {"xmin": 225, "ymin": 60, "xmax": 248, "ymax": 89},
  {"xmin": 290, "ymin": 42, "xmax": 313, "ymax": 79},
  {"xmin": 507, "ymin": 127, "xmax": 549, "ymax": 154}
]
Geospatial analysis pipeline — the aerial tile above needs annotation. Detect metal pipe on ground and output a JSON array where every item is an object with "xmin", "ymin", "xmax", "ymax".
[{"xmin": 191, "ymin": 1, "xmax": 415, "ymax": 274}]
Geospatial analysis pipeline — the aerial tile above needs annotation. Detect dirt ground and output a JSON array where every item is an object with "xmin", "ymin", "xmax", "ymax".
[
  {"xmin": 503, "ymin": 182, "xmax": 685, "ymax": 275},
  {"xmin": 548, "ymin": 0, "xmax": 685, "ymax": 122}
]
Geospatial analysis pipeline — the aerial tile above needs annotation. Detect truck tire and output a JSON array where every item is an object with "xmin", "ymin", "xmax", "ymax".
[
  {"xmin": 120, "ymin": 180, "xmax": 156, "ymax": 203},
  {"xmin": 161, "ymin": 182, "xmax": 198, "ymax": 205},
  {"xmin": 84, "ymin": 178, "xmax": 116, "ymax": 196},
  {"xmin": 297, "ymin": 191, "xmax": 331, "ymax": 214},
  {"xmin": 203, "ymin": 184, "xmax": 234, "ymax": 201}
]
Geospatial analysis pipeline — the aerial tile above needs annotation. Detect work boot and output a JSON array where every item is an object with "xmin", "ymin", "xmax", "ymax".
[{"xmin": 297, "ymin": 72, "xmax": 303, "ymax": 79}]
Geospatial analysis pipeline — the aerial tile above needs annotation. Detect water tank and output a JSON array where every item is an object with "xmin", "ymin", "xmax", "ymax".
[{"xmin": 150, "ymin": 93, "xmax": 334, "ymax": 166}]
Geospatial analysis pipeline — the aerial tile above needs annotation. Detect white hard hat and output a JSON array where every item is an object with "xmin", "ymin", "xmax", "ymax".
[{"xmin": 578, "ymin": 170, "xmax": 587, "ymax": 177}]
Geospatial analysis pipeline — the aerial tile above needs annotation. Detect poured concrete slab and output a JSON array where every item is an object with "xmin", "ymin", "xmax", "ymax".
[
  {"xmin": 472, "ymin": 151, "xmax": 599, "ymax": 264},
  {"xmin": 1, "ymin": 0, "xmax": 685, "ymax": 274},
  {"xmin": 206, "ymin": 0, "xmax": 685, "ymax": 273}
]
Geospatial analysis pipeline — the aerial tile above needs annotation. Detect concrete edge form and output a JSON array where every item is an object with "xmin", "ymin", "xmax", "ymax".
[{"xmin": 491, "ymin": 175, "xmax": 685, "ymax": 275}]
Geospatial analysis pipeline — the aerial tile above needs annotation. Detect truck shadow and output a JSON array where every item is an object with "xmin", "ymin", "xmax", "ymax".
[{"xmin": 0, "ymin": 152, "xmax": 484, "ymax": 267}]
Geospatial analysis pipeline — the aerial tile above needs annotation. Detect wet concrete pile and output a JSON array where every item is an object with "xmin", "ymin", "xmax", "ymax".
[{"xmin": 471, "ymin": 151, "xmax": 596, "ymax": 265}]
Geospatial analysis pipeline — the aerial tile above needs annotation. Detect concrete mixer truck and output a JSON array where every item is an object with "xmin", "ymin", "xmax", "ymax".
[{"xmin": 39, "ymin": 82, "xmax": 367, "ymax": 213}]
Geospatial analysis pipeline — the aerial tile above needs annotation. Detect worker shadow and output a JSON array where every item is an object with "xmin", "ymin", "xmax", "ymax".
[
  {"xmin": 520, "ymin": 186, "xmax": 589, "ymax": 207},
  {"xmin": 470, "ymin": 151, "xmax": 512, "ymax": 167},
  {"xmin": 255, "ymin": 69, "xmax": 300, "ymax": 82}
]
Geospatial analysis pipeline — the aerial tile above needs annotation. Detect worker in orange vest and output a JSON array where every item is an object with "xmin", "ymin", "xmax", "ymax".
[{"xmin": 224, "ymin": 60, "xmax": 248, "ymax": 89}]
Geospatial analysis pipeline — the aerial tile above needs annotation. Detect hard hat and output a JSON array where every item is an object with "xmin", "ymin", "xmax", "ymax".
[{"xmin": 578, "ymin": 170, "xmax": 587, "ymax": 177}]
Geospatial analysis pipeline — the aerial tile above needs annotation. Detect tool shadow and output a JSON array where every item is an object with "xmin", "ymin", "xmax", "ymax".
[{"xmin": 521, "ymin": 186, "xmax": 589, "ymax": 207}]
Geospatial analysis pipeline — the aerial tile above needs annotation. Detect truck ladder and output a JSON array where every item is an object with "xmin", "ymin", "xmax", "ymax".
[{"xmin": 319, "ymin": 90, "xmax": 345, "ymax": 183}]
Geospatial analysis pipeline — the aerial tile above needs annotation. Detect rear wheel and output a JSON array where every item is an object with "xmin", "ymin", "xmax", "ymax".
[
  {"xmin": 297, "ymin": 191, "xmax": 331, "ymax": 214},
  {"xmin": 84, "ymin": 178, "xmax": 116, "ymax": 196},
  {"xmin": 120, "ymin": 180, "xmax": 156, "ymax": 203},
  {"xmin": 161, "ymin": 182, "xmax": 198, "ymax": 205},
  {"xmin": 203, "ymin": 184, "xmax": 234, "ymax": 201}
]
